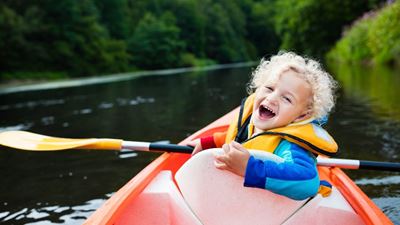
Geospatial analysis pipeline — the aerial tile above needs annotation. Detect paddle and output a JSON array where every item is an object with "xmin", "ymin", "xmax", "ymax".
[
  {"xmin": 1, "ymin": 131, "xmax": 400, "ymax": 172},
  {"xmin": 0, "ymin": 130, "xmax": 193, "ymax": 153}
]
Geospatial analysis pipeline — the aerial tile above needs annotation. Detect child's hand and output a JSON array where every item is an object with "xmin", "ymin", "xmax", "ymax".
[
  {"xmin": 214, "ymin": 141, "xmax": 250, "ymax": 177},
  {"xmin": 187, "ymin": 139, "xmax": 203, "ymax": 156}
]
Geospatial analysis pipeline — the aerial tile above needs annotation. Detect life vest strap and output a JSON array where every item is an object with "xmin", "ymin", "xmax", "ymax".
[{"xmin": 256, "ymin": 131, "xmax": 338, "ymax": 157}]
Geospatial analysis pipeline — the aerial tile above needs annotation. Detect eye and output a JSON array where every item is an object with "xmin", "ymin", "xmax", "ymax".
[
  {"xmin": 283, "ymin": 96, "xmax": 292, "ymax": 103},
  {"xmin": 264, "ymin": 86, "xmax": 274, "ymax": 92}
]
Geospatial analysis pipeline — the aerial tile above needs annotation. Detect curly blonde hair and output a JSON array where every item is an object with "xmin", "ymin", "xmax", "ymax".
[{"xmin": 248, "ymin": 51, "xmax": 338, "ymax": 119}]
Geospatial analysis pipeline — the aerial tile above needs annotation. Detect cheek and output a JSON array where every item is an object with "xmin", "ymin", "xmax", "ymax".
[
  {"xmin": 280, "ymin": 104, "xmax": 301, "ymax": 118},
  {"xmin": 252, "ymin": 100, "xmax": 260, "ymax": 113},
  {"xmin": 253, "ymin": 92, "xmax": 263, "ymax": 107}
]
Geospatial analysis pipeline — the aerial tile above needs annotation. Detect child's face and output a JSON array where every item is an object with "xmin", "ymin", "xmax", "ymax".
[{"xmin": 252, "ymin": 70, "xmax": 312, "ymax": 132}]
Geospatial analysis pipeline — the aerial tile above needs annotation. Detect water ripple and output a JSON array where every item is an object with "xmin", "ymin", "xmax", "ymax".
[
  {"xmin": 372, "ymin": 197, "xmax": 400, "ymax": 224},
  {"xmin": 355, "ymin": 175, "xmax": 400, "ymax": 186},
  {"xmin": 1, "ymin": 198, "xmax": 108, "ymax": 224},
  {"xmin": 0, "ymin": 123, "xmax": 33, "ymax": 132}
]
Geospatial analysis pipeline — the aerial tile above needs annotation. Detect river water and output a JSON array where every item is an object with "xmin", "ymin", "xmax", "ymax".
[{"xmin": 0, "ymin": 64, "xmax": 399, "ymax": 224}]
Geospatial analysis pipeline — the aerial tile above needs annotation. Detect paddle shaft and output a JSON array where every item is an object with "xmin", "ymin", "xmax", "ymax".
[
  {"xmin": 122, "ymin": 141, "xmax": 194, "ymax": 154},
  {"xmin": 1, "ymin": 130, "xmax": 399, "ymax": 171},
  {"xmin": 317, "ymin": 157, "xmax": 400, "ymax": 172},
  {"xmin": 121, "ymin": 142, "xmax": 400, "ymax": 172}
]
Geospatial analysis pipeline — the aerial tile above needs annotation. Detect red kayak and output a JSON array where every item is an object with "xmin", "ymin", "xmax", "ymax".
[{"xmin": 84, "ymin": 108, "xmax": 392, "ymax": 225}]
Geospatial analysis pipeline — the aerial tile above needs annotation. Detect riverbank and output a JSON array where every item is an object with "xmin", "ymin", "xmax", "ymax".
[
  {"xmin": 0, "ymin": 62, "xmax": 257, "ymax": 95},
  {"xmin": 327, "ymin": 1, "xmax": 400, "ymax": 65}
]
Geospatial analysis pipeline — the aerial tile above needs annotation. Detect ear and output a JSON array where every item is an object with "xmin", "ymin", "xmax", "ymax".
[{"xmin": 293, "ymin": 109, "xmax": 312, "ymax": 122}]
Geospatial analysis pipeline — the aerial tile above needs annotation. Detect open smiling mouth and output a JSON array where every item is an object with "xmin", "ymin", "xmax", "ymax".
[{"xmin": 259, "ymin": 105, "xmax": 276, "ymax": 119}]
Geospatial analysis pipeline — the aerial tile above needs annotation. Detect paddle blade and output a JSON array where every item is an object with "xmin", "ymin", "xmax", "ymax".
[{"xmin": 0, "ymin": 131, "xmax": 123, "ymax": 151}]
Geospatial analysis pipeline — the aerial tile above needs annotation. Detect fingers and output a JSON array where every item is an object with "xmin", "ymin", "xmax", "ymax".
[
  {"xmin": 230, "ymin": 141, "xmax": 250, "ymax": 159},
  {"xmin": 219, "ymin": 142, "xmax": 242, "ymax": 160},
  {"xmin": 215, "ymin": 163, "xmax": 229, "ymax": 170},
  {"xmin": 214, "ymin": 141, "xmax": 249, "ymax": 177},
  {"xmin": 231, "ymin": 141, "xmax": 246, "ymax": 152},
  {"xmin": 222, "ymin": 143, "xmax": 230, "ymax": 154},
  {"xmin": 214, "ymin": 154, "xmax": 230, "ymax": 170},
  {"xmin": 215, "ymin": 153, "xmax": 229, "ymax": 163},
  {"xmin": 214, "ymin": 160, "xmax": 228, "ymax": 170}
]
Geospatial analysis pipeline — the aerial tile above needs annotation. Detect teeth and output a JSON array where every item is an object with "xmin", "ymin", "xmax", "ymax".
[{"xmin": 263, "ymin": 105, "xmax": 275, "ymax": 114}]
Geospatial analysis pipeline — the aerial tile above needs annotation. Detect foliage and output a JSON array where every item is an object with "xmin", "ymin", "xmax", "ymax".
[
  {"xmin": 202, "ymin": 2, "xmax": 249, "ymax": 63},
  {"xmin": 128, "ymin": 12, "xmax": 185, "ymax": 69},
  {"xmin": 0, "ymin": 71, "xmax": 68, "ymax": 81},
  {"xmin": 167, "ymin": 0, "xmax": 207, "ymax": 58},
  {"xmin": 0, "ymin": 0, "xmax": 390, "ymax": 80},
  {"xmin": 326, "ymin": 18, "xmax": 373, "ymax": 63},
  {"xmin": 0, "ymin": 0, "xmax": 129, "ymax": 77},
  {"xmin": 246, "ymin": 0, "xmax": 280, "ymax": 57},
  {"xmin": 368, "ymin": 1, "xmax": 400, "ymax": 64},
  {"xmin": 0, "ymin": 5, "xmax": 28, "ymax": 71},
  {"xmin": 180, "ymin": 53, "xmax": 216, "ymax": 67},
  {"xmin": 274, "ymin": 0, "xmax": 381, "ymax": 57},
  {"xmin": 327, "ymin": 1, "xmax": 400, "ymax": 66},
  {"xmin": 95, "ymin": 0, "xmax": 130, "ymax": 39}
]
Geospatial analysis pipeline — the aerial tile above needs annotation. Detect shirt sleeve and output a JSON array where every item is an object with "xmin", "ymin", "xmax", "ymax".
[
  {"xmin": 200, "ymin": 131, "xmax": 227, "ymax": 149},
  {"xmin": 243, "ymin": 140, "xmax": 320, "ymax": 200}
]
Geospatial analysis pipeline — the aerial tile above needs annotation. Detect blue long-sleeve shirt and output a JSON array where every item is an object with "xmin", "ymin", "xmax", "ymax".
[{"xmin": 244, "ymin": 140, "xmax": 320, "ymax": 200}]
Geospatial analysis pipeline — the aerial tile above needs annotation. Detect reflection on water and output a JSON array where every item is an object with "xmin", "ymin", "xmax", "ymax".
[
  {"xmin": 328, "ymin": 62, "xmax": 400, "ymax": 223},
  {"xmin": 330, "ymin": 63, "xmax": 400, "ymax": 119},
  {"xmin": 1, "ymin": 64, "xmax": 400, "ymax": 224}
]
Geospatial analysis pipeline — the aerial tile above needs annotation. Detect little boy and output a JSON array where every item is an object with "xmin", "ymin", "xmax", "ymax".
[{"xmin": 191, "ymin": 52, "xmax": 338, "ymax": 200}]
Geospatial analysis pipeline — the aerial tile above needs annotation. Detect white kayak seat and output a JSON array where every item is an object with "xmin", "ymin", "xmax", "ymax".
[
  {"xmin": 120, "ymin": 170, "xmax": 202, "ymax": 225},
  {"xmin": 282, "ymin": 187, "xmax": 365, "ymax": 225},
  {"xmin": 175, "ymin": 148, "xmax": 363, "ymax": 225},
  {"xmin": 175, "ymin": 149, "xmax": 307, "ymax": 225}
]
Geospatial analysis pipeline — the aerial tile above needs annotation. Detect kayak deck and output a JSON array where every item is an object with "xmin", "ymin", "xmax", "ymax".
[
  {"xmin": 174, "ymin": 149, "xmax": 365, "ymax": 225},
  {"xmin": 84, "ymin": 109, "xmax": 392, "ymax": 225}
]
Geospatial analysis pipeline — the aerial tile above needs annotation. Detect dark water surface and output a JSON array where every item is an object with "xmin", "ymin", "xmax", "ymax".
[{"xmin": 0, "ymin": 65, "xmax": 399, "ymax": 224}]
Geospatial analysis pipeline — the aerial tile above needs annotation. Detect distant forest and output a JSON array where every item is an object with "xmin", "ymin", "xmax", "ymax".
[
  {"xmin": 327, "ymin": 1, "xmax": 400, "ymax": 66},
  {"xmin": 0, "ymin": 0, "xmax": 384, "ymax": 79}
]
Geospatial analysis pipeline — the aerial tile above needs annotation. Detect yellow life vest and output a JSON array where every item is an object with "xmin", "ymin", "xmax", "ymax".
[{"xmin": 225, "ymin": 94, "xmax": 338, "ymax": 156}]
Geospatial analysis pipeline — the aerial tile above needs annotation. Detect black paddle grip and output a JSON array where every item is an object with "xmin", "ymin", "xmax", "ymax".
[
  {"xmin": 359, "ymin": 160, "xmax": 400, "ymax": 172},
  {"xmin": 149, "ymin": 143, "xmax": 194, "ymax": 154}
]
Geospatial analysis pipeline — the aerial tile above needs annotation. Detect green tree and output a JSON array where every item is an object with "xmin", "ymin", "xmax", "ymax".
[
  {"xmin": 168, "ymin": 0, "xmax": 207, "ymax": 58},
  {"xmin": 275, "ymin": 0, "xmax": 380, "ymax": 57},
  {"xmin": 95, "ymin": 0, "xmax": 130, "ymax": 39},
  {"xmin": 42, "ymin": 0, "xmax": 129, "ymax": 76},
  {"xmin": 203, "ymin": 2, "xmax": 249, "ymax": 62},
  {"xmin": 125, "ymin": 0, "xmax": 150, "ymax": 29},
  {"xmin": 128, "ymin": 12, "xmax": 185, "ymax": 69},
  {"xmin": 0, "ymin": 0, "xmax": 129, "ymax": 77},
  {"xmin": 0, "ymin": 5, "xmax": 29, "ymax": 71},
  {"xmin": 246, "ymin": 0, "xmax": 280, "ymax": 57}
]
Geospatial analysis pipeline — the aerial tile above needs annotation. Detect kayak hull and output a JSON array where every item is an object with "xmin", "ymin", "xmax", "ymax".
[{"xmin": 84, "ymin": 109, "xmax": 392, "ymax": 225}]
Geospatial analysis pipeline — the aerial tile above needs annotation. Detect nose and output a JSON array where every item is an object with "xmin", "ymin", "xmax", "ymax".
[{"xmin": 266, "ymin": 92, "xmax": 278, "ymax": 105}]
